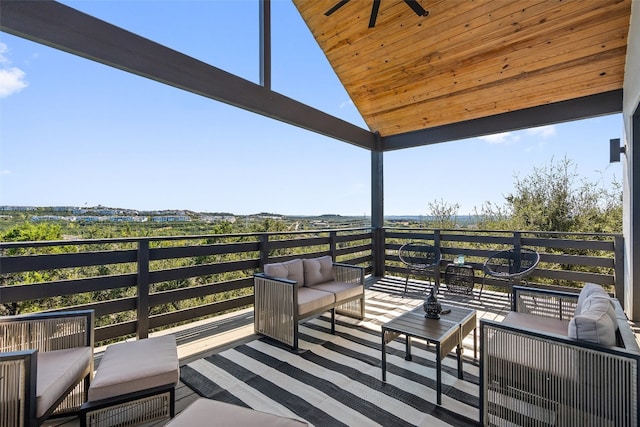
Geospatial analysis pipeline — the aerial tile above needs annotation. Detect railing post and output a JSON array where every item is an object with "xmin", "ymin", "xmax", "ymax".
[
  {"xmin": 614, "ymin": 234, "xmax": 625, "ymax": 307},
  {"xmin": 137, "ymin": 239, "xmax": 150, "ymax": 340},
  {"xmin": 260, "ymin": 234, "xmax": 270, "ymax": 269},
  {"xmin": 513, "ymin": 231, "xmax": 522, "ymax": 251},
  {"xmin": 329, "ymin": 231, "xmax": 337, "ymax": 261}
]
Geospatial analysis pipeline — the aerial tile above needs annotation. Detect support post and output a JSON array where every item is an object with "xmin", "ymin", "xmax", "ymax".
[
  {"xmin": 371, "ymin": 136, "xmax": 385, "ymax": 276},
  {"xmin": 259, "ymin": 0, "xmax": 271, "ymax": 90}
]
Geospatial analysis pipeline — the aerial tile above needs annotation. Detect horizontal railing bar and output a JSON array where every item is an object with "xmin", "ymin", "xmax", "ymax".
[
  {"xmin": 335, "ymin": 232, "xmax": 371, "ymax": 243},
  {"xmin": 95, "ymin": 321, "xmax": 137, "ymax": 343},
  {"xmin": 149, "ymin": 259, "xmax": 259, "ymax": 284},
  {"xmin": 0, "ymin": 250, "xmax": 137, "ymax": 273},
  {"xmin": 150, "ymin": 241, "xmax": 260, "ymax": 260},
  {"xmin": 267, "ymin": 236, "xmax": 330, "ymax": 250},
  {"xmin": 149, "ymin": 278, "xmax": 252, "ymax": 307},
  {"xmin": 523, "ymin": 237, "xmax": 614, "ymax": 251},
  {"xmin": 149, "ymin": 295, "xmax": 253, "ymax": 329},
  {"xmin": 538, "ymin": 253, "xmax": 614, "ymax": 268},
  {"xmin": 0, "ymin": 274, "xmax": 137, "ymax": 302}
]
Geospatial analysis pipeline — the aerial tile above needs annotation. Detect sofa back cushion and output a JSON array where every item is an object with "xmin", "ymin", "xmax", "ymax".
[
  {"xmin": 568, "ymin": 294, "xmax": 618, "ymax": 347},
  {"xmin": 303, "ymin": 256, "xmax": 335, "ymax": 287},
  {"xmin": 264, "ymin": 259, "xmax": 305, "ymax": 288},
  {"xmin": 575, "ymin": 283, "xmax": 609, "ymax": 316}
]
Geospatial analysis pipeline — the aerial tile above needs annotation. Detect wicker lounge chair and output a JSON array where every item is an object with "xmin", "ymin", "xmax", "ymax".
[
  {"xmin": 398, "ymin": 242, "xmax": 442, "ymax": 294},
  {"xmin": 0, "ymin": 310, "xmax": 94, "ymax": 427},
  {"xmin": 480, "ymin": 247, "xmax": 539, "ymax": 297}
]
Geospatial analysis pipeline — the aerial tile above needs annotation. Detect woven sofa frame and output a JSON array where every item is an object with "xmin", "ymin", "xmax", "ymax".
[
  {"xmin": 0, "ymin": 310, "xmax": 95, "ymax": 427},
  {"xmin": 254, "ymin": 262, "xmax": 365, "ymax": 351},
  {"xmin": 480, "ymin": 286, "xmax": 640, "ymax": 427}
]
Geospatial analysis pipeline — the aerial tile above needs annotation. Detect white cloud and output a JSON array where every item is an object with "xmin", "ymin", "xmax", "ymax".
[
  {"xmin": 0, "ymin": 169, "xmax": 11, "ymax": 176},
  {"xmin": 479, "ymin": 132, "xmax": 520, "ymax": 145},
  {"xmin": 526, "ymin": 125, "xmax": 557, "ymax": 138},
  {"xmin": 0, "ymin": 42, "xmax": 28, "ymax": 99}
]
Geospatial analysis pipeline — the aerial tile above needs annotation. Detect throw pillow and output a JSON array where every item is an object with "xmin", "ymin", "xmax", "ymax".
[
  {"xmin": 263, "ymin": 259, "xmax": 305, "ymax": 287},
  {"xmin": 568, "ymin": 294, "xmax": 617, "ymax": 346},
  {"xmin": 303, "ymin": 256, "xmax": 335, "ymax": 286},
  {"xmin": 575, "ymin": 283, "xmax": 608, "ymax": 316}
]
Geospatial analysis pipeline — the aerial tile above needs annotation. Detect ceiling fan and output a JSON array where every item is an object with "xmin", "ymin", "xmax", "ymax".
[{"xmin": 325, "ymin": 0, "xmax": 429, "ymax": 28}]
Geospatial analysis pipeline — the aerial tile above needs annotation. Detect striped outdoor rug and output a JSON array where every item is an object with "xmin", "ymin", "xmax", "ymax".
[{"xmin": 180, "ymin": 290, "xmax": 480, "ymax": 426}]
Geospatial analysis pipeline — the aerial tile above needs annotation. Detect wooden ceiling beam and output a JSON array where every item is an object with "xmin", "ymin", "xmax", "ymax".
[
  {"xmin": 381, "ymin": 89, "xmax": 623, "ymax": 151},
  {"xmin": 0, "ymin": 0, "xmax": 376, "ymax": 150}
]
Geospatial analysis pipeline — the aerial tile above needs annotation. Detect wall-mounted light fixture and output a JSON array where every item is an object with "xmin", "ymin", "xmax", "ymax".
[{"xmin": 610, "ymin": 138, "xmax": 626, "ymax": 163}]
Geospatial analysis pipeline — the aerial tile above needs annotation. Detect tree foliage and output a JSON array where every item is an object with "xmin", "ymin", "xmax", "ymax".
[{"xmin": 478, "ymin": 157, "xmax": 622, "ymax": 233}]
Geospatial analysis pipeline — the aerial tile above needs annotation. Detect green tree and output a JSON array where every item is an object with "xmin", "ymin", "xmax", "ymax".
[
  {"xmin": 478, "ymin": 157, "xmax": 622, "ymax": 233},
  {"xmin": 427, "ymin": 199, "xmax": 459, "ymax": 228}
]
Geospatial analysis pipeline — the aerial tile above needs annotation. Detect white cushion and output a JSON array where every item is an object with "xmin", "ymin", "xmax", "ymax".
[
  {"xmin": 264, "ymin": 259, "xmax": 305, "ymax": 287},
  {"xmin": 166, "ymin": 398, "xmax": 308, "ymax": 426},
  {"xmin": 88, "ymin": 335, "xmax": 178, "ymax": 402},
  {"xmin": 37, "ymin": 347, "xmax": 93, "ymax": 418},
  {"xmin": 302, "ymin": 256, "xmax": 335, "ymax": 286},
  {"xmin": 568, "ymin": 294, "xmax": 617, "ymax": 346},
  {"xmin": 575, "ymin": 283, "xmax": 608, "ymax": 316}
]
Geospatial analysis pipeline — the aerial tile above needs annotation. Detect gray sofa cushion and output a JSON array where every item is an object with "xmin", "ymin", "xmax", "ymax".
[
  {"xmin": 36, "ymin": 347, "xmax": 93, "ymax": 418},
  {"xmin": 303, "ymin": 256, "xmax": 335, "ymax": 287},
  {"xmin": 297, "ymin": 287, "xmax": 335, "ymax": 316},
  {"xmin": 309, "ymin": 281, "xmax": 363, "ymax": 303},
  {"xmin": 264, "ymin": 259, "xmax": 305, "ymax": 288}
]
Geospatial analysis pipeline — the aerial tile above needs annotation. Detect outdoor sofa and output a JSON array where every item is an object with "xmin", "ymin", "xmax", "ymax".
[
  {"xmin": 254, "ymin": 255, "xmax": 365, "ymax": 351},
  {"xmin": 480, "ymin": 284, "xmax": 640, "ymax": 426},
  {"xmin": 0, "ymin": 310, "xmax": 94, "ymax": 427}
]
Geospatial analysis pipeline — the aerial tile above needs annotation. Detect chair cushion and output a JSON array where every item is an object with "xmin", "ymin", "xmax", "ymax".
[
  {"xmin": 264, "ymin": 259, "xmax": 305, "ymax": 288},
  {"xmin": 88, "ymin": 335, "xmax": 178, "ymax": 402},
  {"xmin": 37, "ymin": 347, "xmax": 92, "ymax": 418},
  {"xmin": 502, "ymin": 312, "xmax": 570, "ymax": 337},
  {"xmin": 568, "ymin": 294, "xmax": 618, "ymax": 346},
  {"xmin": 302, "ymin": 256, "xmax": 335, "ymax": 287},
  {"xmin": 166, "ymin": 398, "xmax": 307, "ymax": 426},
  {"xmin": 309, "ymin": 281, "xmax": 363, "ymax": 303},
  {"xmin": 297, "ymin": 287, "xmax": 335, "ymax": 316}
]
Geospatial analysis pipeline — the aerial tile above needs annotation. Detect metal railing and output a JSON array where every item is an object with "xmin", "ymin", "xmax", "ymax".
[{"xmin": 0, "ymin": 227, "xmax": 622, "ymax": 344}]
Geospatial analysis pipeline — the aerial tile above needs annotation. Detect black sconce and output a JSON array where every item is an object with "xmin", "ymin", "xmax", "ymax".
[{"xmin": 610, "ymin": 138, "xmax": 626, "ymax": 163}]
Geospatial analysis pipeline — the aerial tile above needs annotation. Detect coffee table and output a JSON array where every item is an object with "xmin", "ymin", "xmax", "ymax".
[{"xmin": 381, "ymin": 305, "xmax": 477, "ymax": 405}]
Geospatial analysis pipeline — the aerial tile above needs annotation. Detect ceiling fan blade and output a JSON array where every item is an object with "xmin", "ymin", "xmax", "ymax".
[
  {"xmin": 325, "ymin": 0, "xmax": 350, "ymax": 16},
  {"xmin": 404, "ymin": 0, "xmax": 429, "ymax": 17},
  {"xmin": 369, "ymin": 0, "xmax": 381, "ymax": 28}
]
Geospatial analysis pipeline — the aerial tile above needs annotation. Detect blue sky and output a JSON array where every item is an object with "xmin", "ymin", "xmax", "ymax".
[{"xmin": 0, "ymin": 0, "xmax": 623, "ymax": 216}]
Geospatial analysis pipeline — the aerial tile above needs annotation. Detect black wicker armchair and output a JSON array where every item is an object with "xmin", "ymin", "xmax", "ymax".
[
  {"xmin": 480, "ymin": 247, "xmax": 539, "ymax": 298},
  {"xmin": 398, "ymin": 242, "xmax": 442, "ymax": 294}
]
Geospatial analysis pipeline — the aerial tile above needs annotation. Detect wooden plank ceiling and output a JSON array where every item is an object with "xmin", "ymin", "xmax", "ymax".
[{"xmin": 292, "ymin": 0, "xmax": 631, "ymax": 138}]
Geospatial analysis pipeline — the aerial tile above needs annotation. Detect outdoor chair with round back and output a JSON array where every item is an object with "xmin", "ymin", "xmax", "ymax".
[
  {"xmin": 480, "ymin": 247, "xmax": 540, "ymax": 298},
  {"xmin": 398, "ymin": 242, "xmax": 442, "ymax": 295}
]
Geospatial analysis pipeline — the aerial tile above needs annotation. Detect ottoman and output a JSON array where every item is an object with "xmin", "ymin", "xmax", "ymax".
[
  {"xmin": 166, "ymin": 398, "xmax": 308, "ymax": 426},
  {"xmin": 80, "ymin": 335, "xmax": 179, "ymax": 427}
]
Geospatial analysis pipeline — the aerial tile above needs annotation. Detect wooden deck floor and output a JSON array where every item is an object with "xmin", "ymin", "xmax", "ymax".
[{"xmin": 43, "ymin": 276, "xmax": 515, "ymax": 427}]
